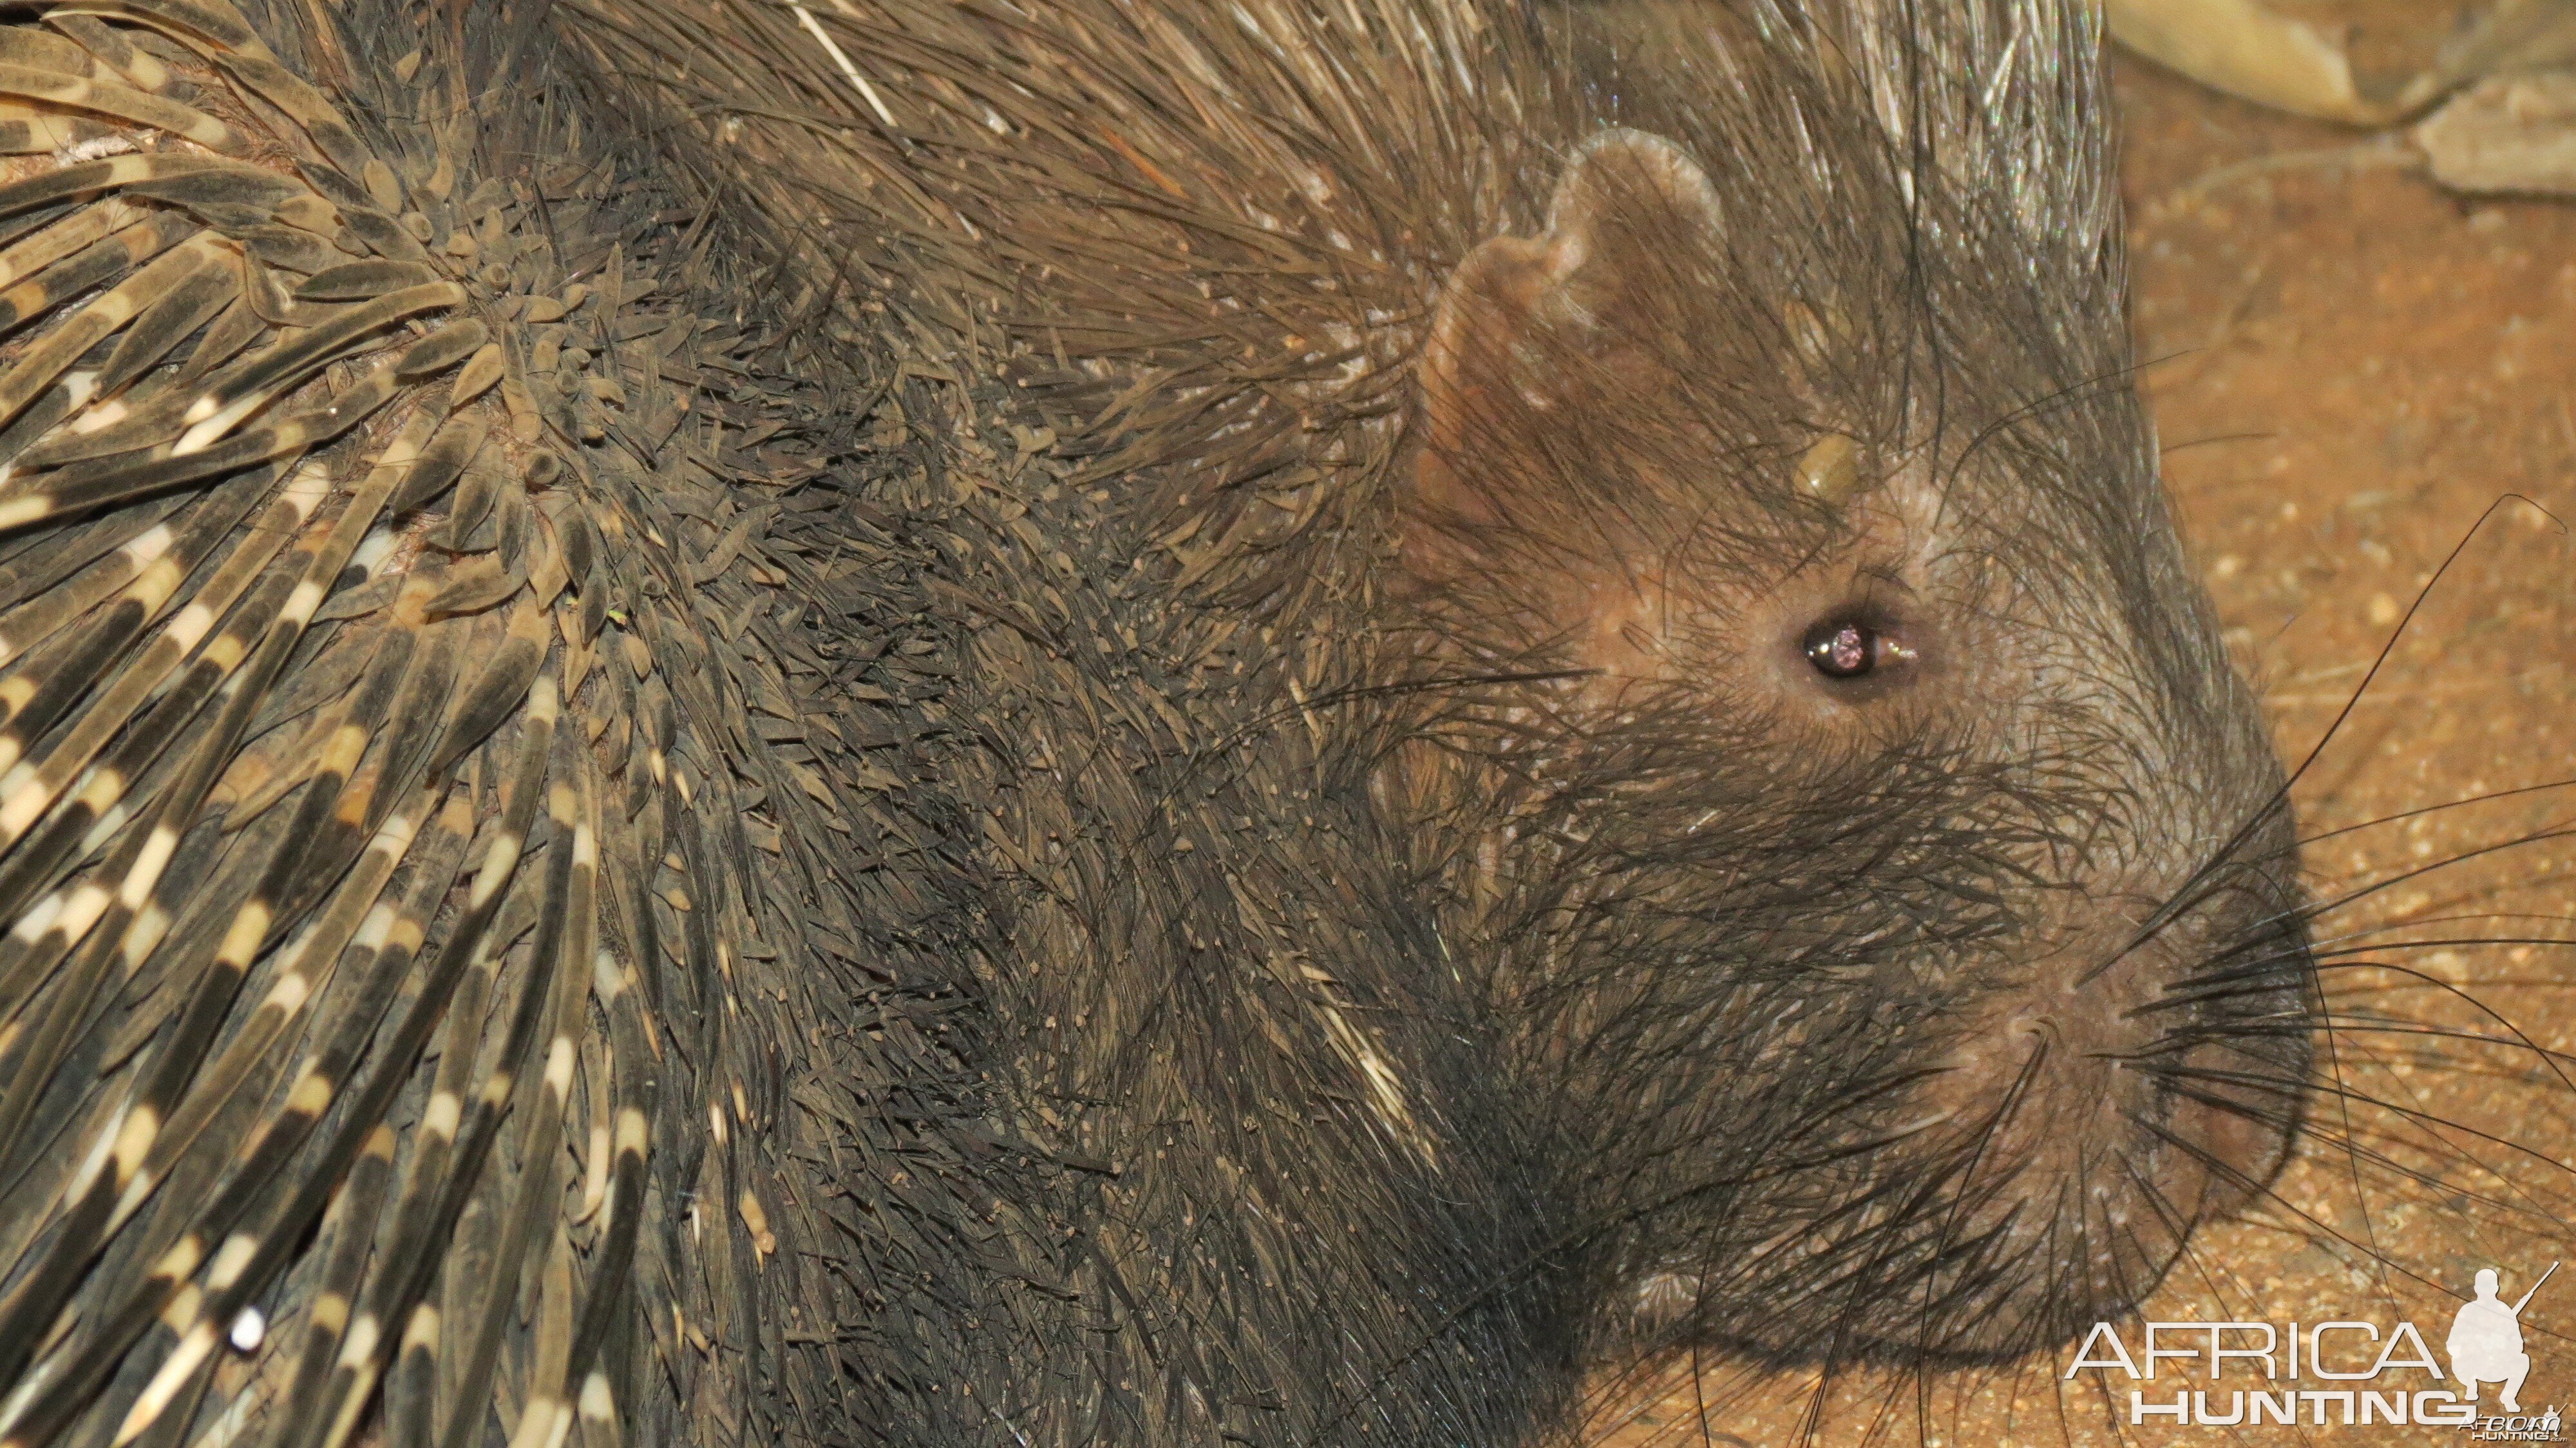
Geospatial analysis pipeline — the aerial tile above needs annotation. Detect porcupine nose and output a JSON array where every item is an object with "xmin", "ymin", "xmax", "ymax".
[{"xmin": 1921, "ymin": 891, "xmax": 2311, "ymax": 1336}]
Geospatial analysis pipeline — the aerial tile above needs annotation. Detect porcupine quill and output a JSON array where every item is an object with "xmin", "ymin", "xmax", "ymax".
[{"xmin": 0, "ymin": 5, "xmax": 765, "ymax": 1446}]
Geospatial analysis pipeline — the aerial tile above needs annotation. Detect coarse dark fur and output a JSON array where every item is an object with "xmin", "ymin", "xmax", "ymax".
[{"xmin": 0, "ymin": 0, "xmax": 2557, "ymax": 1445}]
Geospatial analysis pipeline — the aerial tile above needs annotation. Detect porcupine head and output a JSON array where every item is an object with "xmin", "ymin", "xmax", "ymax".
[
  {"xmin": 717, "ymin": 0, "xmax": 2325, "ymax": 1385},
  {"xmin": 1394, "ymin": 41, "xmax": 2318, "ymax": 1367}
]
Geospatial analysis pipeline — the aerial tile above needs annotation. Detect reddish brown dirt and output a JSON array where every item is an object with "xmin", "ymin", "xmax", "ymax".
[{"xmin": 1587, "ymin": 51, "xmax": 2576, "ymax": 1448}]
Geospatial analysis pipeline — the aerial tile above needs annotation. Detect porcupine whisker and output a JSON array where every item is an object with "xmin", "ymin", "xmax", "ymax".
[
  {"xmin": 2294, "ymin": 774, "xmax": 2576, "ymax": 849},
  {"xmin": 2155, "ymin": 920, "xmax": 2576, "ymax": 996},
  {"xmin": 2102, "ymin": 813, "xmax": 2575, "ymax": 1015},
  {"xmin": 2140, "ymin": 1050, "xmax": 2555, "ymax": 1269},
  {"xmin": 2286, "ymin": 1024, "xmax": 2573, "ymax": 1086},
  {"xmin": 2306, "ymin": 1141, "xmax": 2566, "ymax": 1235},
  {"xmin": 2297, "ymin": 832, "xmax": 2576, "ymax": 926},
  {"xmin": 2130, "ymin": 971, "xmax": 2315, "ymax": 1024},
  {"xmin": 2135, "ymin": 1071, "xmax": 2313, "ymax": 1151},
  {"xmin": 1879, "ymin": 1203, "xmax": 2027, "ymax": 1318},
  {"xmin": 1752, "ymin": 1005, "xmax": 2257, "ymax": 1371},
  {"xmin": 2221, "ymin": 1016, "xmax": 2576, "ymax": 1175},
  {"xmin": 2288, "ymin": 1049, "xmax": 2568, "ymax": 1153},
  {"xmin": 1628, "ymin": 1110, "xmax": 1963, "ymax": 1249},
  {"xmin": 2137, "ymin": 1002, "xmax": 2574, "ymax": 1226},
  {"xmin": 2131, "ymin": 948, "xmax": 2570, "ymax": 1040},
  {"xmin": 2139, "ymin": 965, "xmax": 2554, "ymax": 1097},
  {"xmin": 2312, "ymin": 918, "xmax": 2576, "ymax": 956},
  {"xmin": 2308, "ymin": 957, "xmax": 2576, "ymax": 1093},
  {"xmin": 2286, "ymin": 1013, "xmax": 2576, "ymax": 1080},
  {"xmin": 2278, "ymin": 1054, "xmax": 2559, "ymax": 1135},
  {"xmin": 2079, "ymin": 497, "xmax": 2548, "ymax": 990},
  {"xmin": 2148, "ymin": 806, "xmax": 2576, "ymax": 947},
  {"xmin": 2110, "ymin": 1110, "xmax": 2449, "ymax": 1311},
  {"xmin": 1629, "ymin": 1092, "xmax": 1964, "ymax": 1190},
  {"xmin": 1840, "ymin": 1159, "xmax": 2034, "ymax": 1297},
  {"xmin": 2177, "ymin": 1093, "xmax": 2562, "ymax": 1222},
  {"xmin": 1773, "ymin": 1235, "xmax": 1971, "ymax": 1374},
  {"xmin": 2054, "ymin": 1171, "xmax": 2121, "ymax": 1315},
  {"xmin": 2088, "ymin": 1165, "xmax": 2177, "ymax": 1286}
]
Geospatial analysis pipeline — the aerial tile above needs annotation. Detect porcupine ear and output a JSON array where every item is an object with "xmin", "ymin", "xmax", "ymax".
[{"xmin": 1413, "ymin": 129, "xmax": 1723, "ymax": 565}]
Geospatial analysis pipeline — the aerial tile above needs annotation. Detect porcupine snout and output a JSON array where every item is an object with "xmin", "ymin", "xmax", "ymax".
[
  {"xmin": 1908, "ymin": 858, "xmax": 2316, "ymax": 1356},
  {"xmin": 1937, "ymin": 886, "xmax": 2318, "ymax": 1237}
]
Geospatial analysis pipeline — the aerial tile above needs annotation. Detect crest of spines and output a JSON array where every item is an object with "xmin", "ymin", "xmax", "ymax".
[{"xmin": 0, "ymin": 0, "xmax": 853, "ymax": 1443}]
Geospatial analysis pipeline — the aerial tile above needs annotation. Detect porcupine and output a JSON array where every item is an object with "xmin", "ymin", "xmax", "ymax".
[{"xmin": 0, "ymin": 0, "xmax": 2329, "ymax": 1445}]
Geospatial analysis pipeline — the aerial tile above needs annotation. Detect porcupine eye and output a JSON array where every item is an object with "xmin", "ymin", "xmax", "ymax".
[{"xmin": 1801, "ymin": 615, "xmax": 1904, "ymax": 680}]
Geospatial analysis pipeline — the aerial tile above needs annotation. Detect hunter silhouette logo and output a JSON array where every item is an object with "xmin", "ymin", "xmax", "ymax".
[
  {"xmin": 2060, "ymin": 1261, "xmax": 2561, "ymax": 1434},
  {"xmin": 2452, "ymin": 1264, "xmax": 2552, "ymax": 1413}
]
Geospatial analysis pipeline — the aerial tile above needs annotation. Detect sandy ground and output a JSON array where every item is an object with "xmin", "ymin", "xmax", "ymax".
[{"xmin": 1587, "ymin": 51, "xmax": 2576, "ymax": 1448}]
